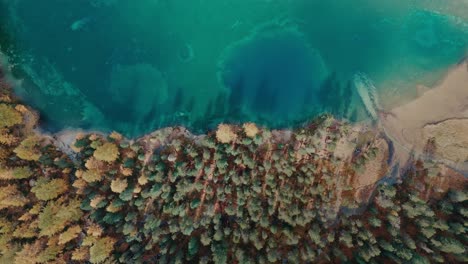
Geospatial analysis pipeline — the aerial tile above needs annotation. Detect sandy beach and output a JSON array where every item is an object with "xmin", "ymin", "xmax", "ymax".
[{"xmin": 381, "ymin": 60, "xmax": 468, "ymax": 171}]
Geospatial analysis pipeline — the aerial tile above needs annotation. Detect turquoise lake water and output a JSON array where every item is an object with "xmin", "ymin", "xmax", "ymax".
[{"xmin": 0, "ymin": 0, "xmax": 467, "ymax": 137}]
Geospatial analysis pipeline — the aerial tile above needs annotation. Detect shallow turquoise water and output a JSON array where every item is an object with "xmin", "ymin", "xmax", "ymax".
[{"xmin": 0, "ymin": 0, "xmax": 467, "ymax": 136}]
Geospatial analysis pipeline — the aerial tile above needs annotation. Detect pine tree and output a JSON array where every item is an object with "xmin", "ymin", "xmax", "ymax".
[{"xmin": 438, "ymin": 237, "xmax": 465, "ymax": 254}]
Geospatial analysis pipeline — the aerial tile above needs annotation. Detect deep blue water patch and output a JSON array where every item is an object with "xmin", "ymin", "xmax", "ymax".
[{"xmin": 219, "ymin": 26, "xmax": 328, "ymax": 127}]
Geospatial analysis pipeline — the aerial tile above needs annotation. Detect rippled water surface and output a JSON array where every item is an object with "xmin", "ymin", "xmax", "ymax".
[{"xmin": 0, "ymin": 0, "xmax": 467, "ymax": 136}]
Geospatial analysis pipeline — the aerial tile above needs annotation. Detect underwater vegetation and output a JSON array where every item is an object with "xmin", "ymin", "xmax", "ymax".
[{"xmin": 0, "ymin": 78, "xmax": 467, "ymax": 263}]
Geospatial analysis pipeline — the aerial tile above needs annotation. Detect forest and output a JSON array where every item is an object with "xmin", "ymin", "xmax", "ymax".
[{"xmin": 0, "ymin": 69, "xmax": 467, "ymax": 263}]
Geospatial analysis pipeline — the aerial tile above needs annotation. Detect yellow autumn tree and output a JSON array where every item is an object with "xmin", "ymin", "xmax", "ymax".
[
  {"xmin": 0, "ymin": 146, "xmax": 11, "ymax": 161},
  {"xmin": 0, "ymin": 242, "xmax": 16, "ymax": 264},
  {"xmin": 120, "ymin": 167, "xmax": 133, "ymax": 177},
  {"xmin": 12, "ymin": 221, "xmax": 38, "ymax": 239},
  {"xmin": 85, "ymin": 157, "xmax": 104, "ymax": 171},
  {"xmin": 0, "ymin": 185, "xmax": 29, "ymax": 210},
  {"xmin": 13, "ymin": 238, "xmax": 64, "ymax": 264},
  {"xmin": 15, "ymin": 104, "xmax": 39, "ymax": 131},
  {"xmin": 93, "ymin": 142, "xmax": 119, "ymax": 162},
  {"xmin": 0, "ymin": 128, "xmax": 18, "ymax": 145},
  {"xmin": 0, "ymin": 103, "xmax": 23, "ymax": 128},
  {"xmin": 79, "ymin": 169, "xmax": 103, "ymax": 183},
  {"xmin": 35, "ymin": 236, "xmax": 64, "ymax": 263},
  {"xmin": 14, "ymin": 135, "xmax": 42, "ymax": 161},
  {"xmin": 58, "ymin": 225, "xmax": 81, "ymax": 245},
  {"xmin": 0, "ymin": 217, "xmax": 14, "ymax": 250},
  {"xmin": 18, "ymin": 211, "xmax": 33, "ymax": 222},
  {"xmin": 14, "ymin": 241, "xmax": 42, "ymax": 264},
  {"xmin": 243, "ymin": 122, "xmax": 260, "ymax": 138},
  {"xmin": 86, "ymin": 223, "xmax": 103, "ymax": 237},
  {"xmin": 72, "ymin": 178, "xmax": 88, "ymax": 195},
  {"xmin": 110, "ymin": 178, "xmax": 128, "ymax": 193},
  {"xmin": 72, "ymin": 247, "xmax": 90, "ymax": 262},
  {"xmin": 216, "ymin": 124, "xmax": 237, "ymax": 144},
  {"xmin": 0, "ymin": 166, "xmax": 33, "ymax": 180},
  {"xmin": 106, "ymin": 201, "xmax": 122, "ymax": 213},
  {"xmin": 31, "ymin": 178, "xmax": 68, "ymax": 201},
  {"xmin": 28, "ymin": 204, "xmax": 41, "ymax": 215},
  {"xmin": 138, "ymin": 175, "xmax": 148, "ymax": 185},
  {"xmin": 89, "ymin": 236, "xmax": 116, "ymax": 264},
  {"xmin": 87, "ymin": 223, "xmax": 103, "ymax": 238},
  {"xmin": 109, "ymin": 131, "xmax": 123, "ymax": 141},
  {"xmin": 0, "ymin": 92, "xmax": 12, "ymax": 103},
  {"xmin": 90, "ymin": 195, "xmax": 105, "ymax": 209},
  {"xmin": 38, "ymin": 198, "xmax": 83, "ymax": 237}
]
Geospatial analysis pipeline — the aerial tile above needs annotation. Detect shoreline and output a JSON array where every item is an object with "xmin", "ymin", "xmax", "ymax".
[
  {"xmin": 4, "ymin": 48, "xmax": 468, "ymax": 172},
  {"xmin": 378, "ymin": 56, "xmax": 468, "ymax": 111},
  {"xmin": 35, "ymin": 58, "xmax": 468, "ymax": 175},
  {"xmin": 381, "ymin": 60, "xmax": 468, "ymax": 171}
]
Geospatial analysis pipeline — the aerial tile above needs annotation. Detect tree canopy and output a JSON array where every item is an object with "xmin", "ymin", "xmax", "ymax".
[
  {"xmin": 93, "ymin": 142, "xmax": 119, "ymax": 162},
  {"xmin": 0, "ymin": 104, "xmax": 22, "ymax": 128}
]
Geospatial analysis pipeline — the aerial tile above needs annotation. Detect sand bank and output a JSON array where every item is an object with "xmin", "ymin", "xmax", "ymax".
[{"xmin": 381, "ymin": 61, "xmax": 468, "ymax": 171}]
